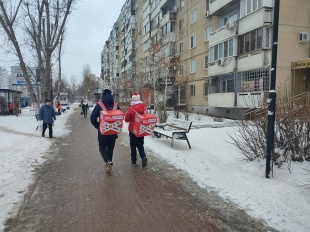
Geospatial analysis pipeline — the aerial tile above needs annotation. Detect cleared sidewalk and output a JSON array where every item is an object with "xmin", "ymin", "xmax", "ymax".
[{"xmin": 4, "ymin": 109, "xmax": 274, "ymax": 232}]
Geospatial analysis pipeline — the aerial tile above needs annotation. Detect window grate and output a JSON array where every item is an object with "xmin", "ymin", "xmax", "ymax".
[{"xmin": 236, "ymin": 67, "xmax": 270, "ymax": 93}]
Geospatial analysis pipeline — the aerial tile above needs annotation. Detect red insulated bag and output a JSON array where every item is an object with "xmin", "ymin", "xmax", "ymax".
[
  {"xmin": 97, "ymin": 102, "xmax": 124, "ymax": 135},
  {"xmin": 131, "ymin": 108, "xmax": 158, "ymax": 137}
]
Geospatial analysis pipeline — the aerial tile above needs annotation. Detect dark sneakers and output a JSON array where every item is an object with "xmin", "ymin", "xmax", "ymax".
[
  {"xmin": 142, "ymin": 157, "xmax": 147, "ymax": 167},
  {"xmin": 106, "ymin": 161, "xmax": 113, "ymax": 173},
  {"xmin": 131, "ymin": 162, "xmax": 137, "ymax": 166}
]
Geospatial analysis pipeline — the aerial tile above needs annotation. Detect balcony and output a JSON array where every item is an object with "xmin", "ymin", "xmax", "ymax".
[
  {"xmin": 209, "ymin": 0, "xmax": 234, "ymax": 16},
  {"xmin": 238, "ymin": 51, "xmax": 271, "ymax": 71},
  {"xmin": 162, "ymin": 32, "xmax": 176, "ymax": 44},
  {"xmin": 208, "ymin": 92, "xmax": 235, "ymax": 107},
  {"xmin": 208, "ymin": 57, "xmax": 237, "ymax": 77},
  {"xmin": 209, "ymin": 24, "xmax": 236, "ymax": 46},
  {"xmin": 160, "ymin": 12, "xmax": 176, "ymax": 27},
  {"xmin": 238, "ymin": 7, "xmax": 273, "ymax": 34}
]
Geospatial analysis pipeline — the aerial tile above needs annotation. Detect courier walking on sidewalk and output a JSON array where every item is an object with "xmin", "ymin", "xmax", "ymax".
[
  {"xmin": 90, "ymin": 89, "xmax": 121, "ymax": 173},
  {"xmin": 125, "ymin": 92, "xmax": 148, "ymax": 167}
]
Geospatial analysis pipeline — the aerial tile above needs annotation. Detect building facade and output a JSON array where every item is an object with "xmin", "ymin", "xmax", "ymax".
[{"xmin": 101, "ymin": 0, "xmax": 310, "ymax": 118}]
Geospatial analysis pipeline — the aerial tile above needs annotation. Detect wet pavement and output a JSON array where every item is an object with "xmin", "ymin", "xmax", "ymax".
[{"xmin": 4, "ymin": 108, "xmax": 277, "ymax": 232}]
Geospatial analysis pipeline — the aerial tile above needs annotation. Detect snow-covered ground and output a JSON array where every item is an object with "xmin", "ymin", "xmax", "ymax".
[{"xmin": 0, "ymin": 103, "xmax": 309, "ymax": 232}]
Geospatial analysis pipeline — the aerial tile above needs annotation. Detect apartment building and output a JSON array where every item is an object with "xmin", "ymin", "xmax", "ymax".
[
  {"xmin": 175, "ymin": 0, "xmax": 215, "ymax": 110},
  {"xmin": 101, "ymin": 0, "xmax": 310, "ymax": 118},
  {"xmin": 0, "ymin": 67, "xmax": 9, "ymax": 89},
  {"xmin": 277, "ymin": 0, "xmax": 310, "ymax": 94},
  {"xmin": 205, "ymin": 0, "xmax": 310, "ymax": 118}
]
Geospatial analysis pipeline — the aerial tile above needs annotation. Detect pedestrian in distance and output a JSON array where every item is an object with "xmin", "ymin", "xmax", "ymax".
[
  {"xmin": 39, "ymin": 99, "xmax": 56, "ymax": 138},
  {"xmin": 90, "ymin": 89, "xmax": 121, "ymax": 173},
  {"xmin": 81, "ymin": 99, "xmax": 89, "ymax": 118},
  {"xmin": 55, "ymin": 100, "xmax": 62, "ymax": 113},
  {"xmin": 8, "ymin": 102, "xmax": 13, "ymax": 115},
  {"xmin": 125, "ymin": 92, "xmax": 148, "ymax": 167}
]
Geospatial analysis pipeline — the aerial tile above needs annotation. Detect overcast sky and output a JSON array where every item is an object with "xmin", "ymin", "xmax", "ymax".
[
  {"xmin": 62, "ymin": 0, "xmax": 125, "ymax": 82},
  {"xmin": 0, "ymin": 0, "xmax": 125, "ymax": 83}
]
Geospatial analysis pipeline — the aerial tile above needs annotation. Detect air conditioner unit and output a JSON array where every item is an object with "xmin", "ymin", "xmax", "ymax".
[
  {"xmin": 205, "ymin": 10, "xmax": 210, "ymax": 17},
  {"xmin": 218, "ymin": 58, "xmax": 225, "ymax": 66},
  {"xmin": 298, "ymin": 32, "xmax": 310, "ymax": 43},
  {"xmin": 225, "ymin": 21, "xmax": 234, "ymax": 30}
]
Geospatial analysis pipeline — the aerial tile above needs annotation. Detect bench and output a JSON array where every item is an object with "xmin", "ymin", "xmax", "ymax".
[{"xmin": 153, "ymin": 118, "xmax": 192, "ymax": 149}]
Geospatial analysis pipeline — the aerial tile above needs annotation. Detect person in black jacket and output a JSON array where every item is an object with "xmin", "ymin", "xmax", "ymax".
[
  {"xmin": 90, "ymin": 89, "xmax": 121, "ymax": 173},
  {"xmin": 81, "ymin": 99, "xmax": 89, "ymax": 118}
]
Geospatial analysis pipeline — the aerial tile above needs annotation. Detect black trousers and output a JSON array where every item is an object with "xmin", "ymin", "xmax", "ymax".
[
  {"xmin": 129, "ymin": 132, "xmax": 146, "ymax": 163},
  {"xmin": 99, "ymin": 140, "xmax": 116, "ymax": 163},
  {"xmin": 82, "ymin": 108, "xmax": 87, "ymax": 117},
  {"xmin": 43, "ymin": 123, "xmax": 53, "ymax": 137}
]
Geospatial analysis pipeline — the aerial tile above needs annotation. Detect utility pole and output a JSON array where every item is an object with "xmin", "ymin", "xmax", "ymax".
[{"xmin": 266, "ymin": 0, "xmax": 280, "ymax": 178}]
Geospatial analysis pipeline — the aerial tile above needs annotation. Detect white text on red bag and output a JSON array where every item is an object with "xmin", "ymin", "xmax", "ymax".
[{"xmin": 98, "ymin": 102, "xmax": 124, "ymax": 135}]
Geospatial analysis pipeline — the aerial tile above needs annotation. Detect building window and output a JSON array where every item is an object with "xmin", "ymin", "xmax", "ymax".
[
  {"xmin": 190, "ymin": 85, "xmax": 196, "ymax": 96},
  {"xmin": 179, "ymin": 64, "xmax": 184, "ymax": 75},
  {"xmin": 191, "ymin": 9, "xmax": 197, "ymax": 23},
  {"xmin": 204, "ymin": 26, "xmax": 212, "ymax": 42},
  {"xmin": 179, "ymin": 19, "xmax": 184, "ymax": 31},
  {"xmin": 222, "ymin": 79, "xmax": 234, "ymax": 93},
  {"xmin": 224, "ymin": 12, "xmax": 238, "ymax": 24},
  {"xmin": 209, "ymin": 38, "xmax": 234, "ymax": 62},
  {"xmin": 161, "ymin": 23, "xmax": 168, "ymax": 37},
  {"xmin": 206, "ymin": 0, "xmax": 209, "ymax": 12},
  {"xmin": 204, "ymin": 83, "xmax": 208, "ymax": 96},
  {"xmin": 179, "ymin": 41, "xmax": 184, "ymax": 54},
  {"xmin": 190, "ymin": 34, "xmax": 196, "ymax": 49},
  {"xmin": 238, "ymin": 27, "xmax": 270, "ymax": 55},
  {"xmin": 204, "ymin": 56, "xmax": 208, "ymax": 69},
  {"xmin": 190, "ymin": 60, "xmax": 196, "ymax": 73},
  {"xmin": 180, "ymin": 0, "xmax": 184, "ymax": 8},
  {"xmin": 240, "ymin": 0, "xmax": 263, "ymax": 18}
]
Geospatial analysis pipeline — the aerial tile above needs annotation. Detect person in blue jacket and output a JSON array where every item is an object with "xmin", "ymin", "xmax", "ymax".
[
  {"xmin": 90, "ymin": 89, "xmax": 121, "ymax": 173},
  {"xmin": 39, "ymin": 99, "xmax": 56, "ymax": 138}
]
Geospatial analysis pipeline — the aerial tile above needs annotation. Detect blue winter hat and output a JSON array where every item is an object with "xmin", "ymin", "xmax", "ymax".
[
  {"xmin": 103, "ymin": 89, "xmax": 112, "ymax": 95},
  {"xmin": 102, "ymin": 93, "xmax": 114, "ymax": 109}
]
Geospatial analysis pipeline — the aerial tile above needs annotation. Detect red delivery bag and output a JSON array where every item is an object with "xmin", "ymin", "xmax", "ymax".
[
  {"xmin": 98, "ymin": 102, "xmax": 124, "ymax": 135},
  {"xmin": 132, "ymin": 113, "xmax": 158, "ymax": 137}
]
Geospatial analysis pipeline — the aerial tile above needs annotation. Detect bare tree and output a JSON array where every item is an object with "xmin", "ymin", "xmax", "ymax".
[
  {"xmin": 24, "ymin": 0, "xmax": 74, "ymax": 106},
  {"xmin": 229, "ymin": 90, "xmax": 310, "ymax": 172},
  {"xmin": 0, "ymin": 0, "xmax": 75, "ymax": 113},
  {"xmin": 54, "ymin": 28, "xmax": 65, "ymax": 100},
  {"xmin": 81, "ymin": 64, "xmax": 98, "ymax": 100}
]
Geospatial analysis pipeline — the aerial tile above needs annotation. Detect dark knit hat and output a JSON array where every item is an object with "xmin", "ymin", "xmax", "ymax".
[
  {"xmin": 45, "ymin": 99, "xmax": 51, "ymax": 103},
  {"xmin": 102, "ymin": 93, "xmax": 114, "ymax": 109},
  {"xmin": 103, "ymin": 89, "xmax": 112, "ymax": 95}
]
